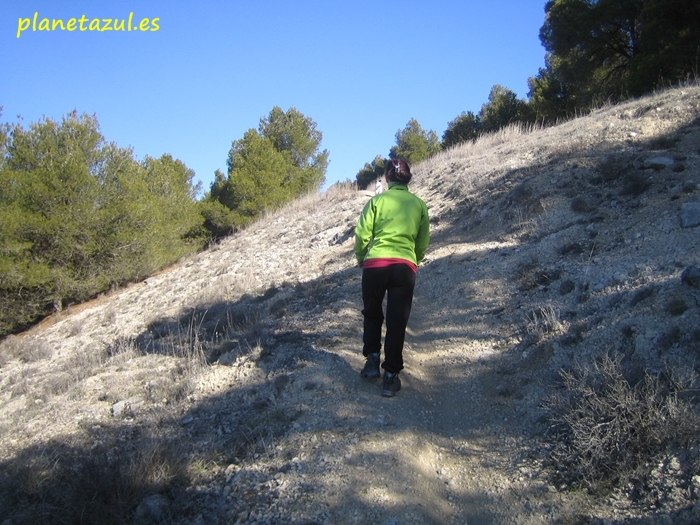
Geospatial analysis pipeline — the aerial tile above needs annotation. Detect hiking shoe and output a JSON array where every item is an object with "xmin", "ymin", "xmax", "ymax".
[
  {"xmin": 360, "ymin": 353, "xmax": 381, "ymax": 379},
  {"xmin": 381, "ymin": 371, "xmax": 401, "ymax": 397}
]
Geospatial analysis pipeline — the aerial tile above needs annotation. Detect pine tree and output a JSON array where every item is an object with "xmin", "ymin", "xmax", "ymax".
[
  {"xmin": 207, "ymin": 107, "xmax": 329, "ymax": 228},
  {"xmin": 389, "ymin": 119, "xmax": 441, "ymax": 164}
]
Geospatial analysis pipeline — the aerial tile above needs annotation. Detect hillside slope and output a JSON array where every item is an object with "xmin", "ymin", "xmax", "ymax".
[{"xmin": 1, "ymin": 85, "xmax": 700, "ymax": 524}]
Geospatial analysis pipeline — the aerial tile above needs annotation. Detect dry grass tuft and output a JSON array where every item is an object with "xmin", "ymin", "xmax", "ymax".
[
  {"xmin": 524, "ymin": 304, "xmax": 563, "ymax": 342},
  {"xmin": 0, "ymin": 335, "xmax": 52, "ymax": 363}
]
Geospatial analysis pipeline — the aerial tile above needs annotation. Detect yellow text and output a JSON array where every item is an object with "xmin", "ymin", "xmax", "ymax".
[{"xmin": 17, "ymin": 12, "xmax": 160, "ymax": 38}]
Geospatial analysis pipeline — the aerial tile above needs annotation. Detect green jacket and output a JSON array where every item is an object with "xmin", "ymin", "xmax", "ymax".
[{"xmin": 354, "ymin": 182, "xmax": 430, "ymax": 266}]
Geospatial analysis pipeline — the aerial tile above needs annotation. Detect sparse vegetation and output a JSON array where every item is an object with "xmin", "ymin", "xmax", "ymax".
[
  {"xmin": 595, "ymin": 155, "xmax": 633, "ymax": 185},
  {"xmin": 1, "ymin": 86, "xmax": 700, "ymax": 524},
  {"xmin": 0, "ymin": 112, "xmax": 206, "ymax": 336},
  {"xmin": 545, "ymin": 353, "xmax": 700, "ymax": 491},
  {"xmin": 0, "ymin": 432, "xmax": 192, "ymax": 525},
  {"xmin": 525, "ymin": 304, "xmax": 563, "ymax": 341},
  {"xmin": 620, "ymin": 172, "xmax": 652, "ymax": 196},
  {"xmin": 514, "ymin": 259, "xmax": 563, "ymax": 292}
]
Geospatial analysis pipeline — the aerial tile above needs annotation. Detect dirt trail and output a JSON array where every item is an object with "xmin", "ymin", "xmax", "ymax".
[{"xmin": 285, "ymin": 265, "xmax": 555, "ymax": 524}]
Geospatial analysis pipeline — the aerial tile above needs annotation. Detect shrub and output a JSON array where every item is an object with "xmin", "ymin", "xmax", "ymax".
[
  {"xmin": 544, "ymin": 353, "xmax": 699, "ymax": 490},
  {"xmin": 621, "ymin": 172, "xmax": 652, "ymax": 196},
  {"xmin": 595, "ymin": 156, "xmax": 631, "ymax": 184}
]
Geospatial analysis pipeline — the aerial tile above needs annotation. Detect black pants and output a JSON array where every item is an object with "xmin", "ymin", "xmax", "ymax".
[{"xmin": 361, "ymin": 264, "xmax": 416, "ymax": 374}]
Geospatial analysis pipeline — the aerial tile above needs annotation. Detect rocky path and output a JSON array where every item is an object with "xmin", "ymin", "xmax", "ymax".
[{"xmin": 188, "ymin": 206, "xmax": 584, "ymax": 524}]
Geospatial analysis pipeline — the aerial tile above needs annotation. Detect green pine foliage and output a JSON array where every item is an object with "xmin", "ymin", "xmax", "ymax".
[
  {"xmin": 355, "ymin": 155, "xmax": 386, "ymax": 190},
  {"xmin": 206, "ymin": 107, "xmax": 329, "ymax": 227},
  {"xmin": 259, "ymin": 106, "xmax": 329, "ymax": 193},
  {"xmin": 627, "ymin": 0, "xmax": 700, "ymax": 95},
  {"xmin": 197, "ymin": 169, "xmax": 239, "ymax": 238},
  {"xmin": 441, "ymin": 86, "xmax": 533, "ymax": 149},
  {"xmin": 389, "ymin": 119, "xmax": 441, "ymax": 165},
  {"xmin": 478, "ymin": 85, "xmax": 534, "ymax": 133},
  {"xmin": 534, "ymin": 0, "xmax": 700, "ymax": 115},
  {"xmin": 526, "ymin": 58, "xmax": 578, "ymax": 123},
  {"xmin": 224, "ymin": 129, "xmax": 292, "ymax": 226},
  {"xmin": 442, "ymin": 111, "xmax": 481, "ymax": 148},
  {"xmin": 0, "ymin": 111, "xmax": 204, "ymax": 336}
]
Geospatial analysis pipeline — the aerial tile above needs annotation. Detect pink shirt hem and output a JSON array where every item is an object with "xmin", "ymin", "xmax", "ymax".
[{"xmin": 361, "ymin": 258, "xmax": 417, "ymax": 273}]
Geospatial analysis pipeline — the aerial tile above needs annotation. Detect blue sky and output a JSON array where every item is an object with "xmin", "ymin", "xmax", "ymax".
[{"xmin": 1, "ymin": 1, "xmax": 548, "ymax": 193}]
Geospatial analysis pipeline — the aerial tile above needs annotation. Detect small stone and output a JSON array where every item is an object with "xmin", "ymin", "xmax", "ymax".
[
  {"xmin": 593, "ymin": 280, "xmax": 609, "ymax": 292},
  {"xmin": 133, "ymin": 494, "xmax": 170, "ymax": 525},
  {"xmin": 682, "ymin": 180, "xmax": 697, "ymax": 193},
  {"xmin": 559, "ymin": 279, "xmax": 575, "ymax": 295},
  {"xmin": 692, "ymin": 500, "xmax": 700, "ymax": 515},
  {"xmin": 680, "ymin": 202, "xmax": 700, "ymax": 228},
  {"xmin": 681, "ymin": 267, "xmax": 700, "ymax": 288},
  {"xmin": 585, "ymin": 224, "xmax": 598, "ymax": 237},
  {"xmin": 111, "ymin": 396, "xmax": 143, "ymax": 418},
  {"xmin": 645, "ymin": 156, "xmax": 674, "ymax": 169},
  {"xmin": 218, "ymin": 351, "xmax": 238, "ymax": 366}
]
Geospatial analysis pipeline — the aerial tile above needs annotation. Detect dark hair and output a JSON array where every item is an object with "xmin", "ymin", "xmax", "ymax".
[{"xmin": 385, "ymin": 158, "xmax": 412, "ymax": 184}]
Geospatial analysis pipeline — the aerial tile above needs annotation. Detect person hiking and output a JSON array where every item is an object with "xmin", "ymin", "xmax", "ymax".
[
  {"xmin": 354, "ymin": 158, "xmax": 430, "ymax": 397},
  {"xmin": 374, "ymin": 178, "xmax": 384, "ymax": 194}
]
